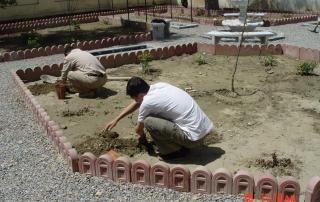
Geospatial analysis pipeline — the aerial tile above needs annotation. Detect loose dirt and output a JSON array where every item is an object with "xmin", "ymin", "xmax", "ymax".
[
  {"xmin": 28, "ymin": 83, "xmax": 55, "ymax": 96},
  {"xmin": 30, "ymin": 54, "xmax": 320, "ymax": 190}
]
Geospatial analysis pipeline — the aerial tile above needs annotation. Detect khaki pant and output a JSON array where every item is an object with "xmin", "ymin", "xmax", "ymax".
[
  {"xmin": 144, "ymin": 117, "xmax": 204, "ymax": 155},
  {"xmin": 67, "ymin": 71, "xmax": 107, "ymax": 93}
]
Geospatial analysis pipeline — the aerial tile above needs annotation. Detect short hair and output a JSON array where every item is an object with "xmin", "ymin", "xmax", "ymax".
[
  {"xmin": 64, "ymin": 45, "xmax": 75, "ymax": 55},
  {"xmin": 126, "ymin": 77, "xmax": 150, "ymax": 97}
]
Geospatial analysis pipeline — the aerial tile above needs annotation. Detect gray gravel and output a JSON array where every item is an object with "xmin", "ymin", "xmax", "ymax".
[
  {"xmin": 1, "ymin": 20, "xmax": 318, "ymax": 201},
  {"xmin": 0, "ymin": 57, "xmax": 243, "ymax": 202}
]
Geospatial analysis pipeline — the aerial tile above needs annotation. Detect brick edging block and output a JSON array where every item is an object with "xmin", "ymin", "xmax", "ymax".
[
  {"xmin": 79, "ymin": 152, "xmax": 97, "ymax": 176},
  {"xmin": 113, "ymin": 156, "xmax": 132, "ymax": 182},
  {"xmin": 256, "ymin": 174, "xmax": 278, "ymax": 200},
  {"xmin": 150, "ymin": 161, "xmax": 170, "ymax": 188},
  {"xmin": 191, "ymin": 166, "xmax": 212, "ymax": 194},
  {"xmin": 305, "ymin": 176, "xmax": 320, "ymax": 202},
  {"xmin": 278, "ymin": 176, "xmax": 300, "ymax": 202},
  {"xmin": 212, "ymin": 168, "xmax": 233, "ymax": 194},
  {"xmin": 96, "ymin": 154, "xmax": 113, "ymax": 180},
  {"xmin": 233, "ymin": 170, "xmax": 254, "ymax": 195},
  {"xmin": 131, "ymin": 159, "xmax": 150, "ymax": 185},
  {"xmin": 170, "ymin": 164, "xmax": 190, "ymax": 192}
]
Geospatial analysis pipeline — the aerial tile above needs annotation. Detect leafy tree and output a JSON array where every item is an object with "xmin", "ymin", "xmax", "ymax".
[{"xmin": 0, "ymin": 0, "xmax": 16, "ymax": 8}]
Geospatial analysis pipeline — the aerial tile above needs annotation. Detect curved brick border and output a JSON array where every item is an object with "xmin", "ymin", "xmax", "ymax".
[
  {"xmin": 1, "ymin": 32, "xmax": 152, "ymax": 62},
  {"xmin": 10, "ymin": 42, "xmax": 320, "ymax": 200},
  {"xmin": 0, "ymin": 6, "xmax": 167, "ymax": 35}
]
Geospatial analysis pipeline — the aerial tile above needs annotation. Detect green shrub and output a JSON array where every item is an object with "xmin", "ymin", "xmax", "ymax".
[
  {"xmin": 23, "ymin": 30, "xmax": 40, "ymax": 48},
  {"xmin": 71, "ymin": 19, "xmax": 81, "ymax": 31},
  {"xmin": 138, "ymin": 52, "xmax": 153, "ymax": 74},
  {"xmin": 297, "ymin": 61, "xmax": 317, "ymax": 75},
  {"xmin": 195, "ymin": 53, "xmax": 207, "ymax": 65},
  {"xmin": 262, "ymin": 55, "xmax": 277, "ymax": 67}
]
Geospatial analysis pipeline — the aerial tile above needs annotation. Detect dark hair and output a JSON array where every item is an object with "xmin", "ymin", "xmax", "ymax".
[
  {"xmin": 126, "ymin": 77, "xmax": 150, "ymax": 97},
  {"xmin": 64, "ymin": 45, "xmax": 75, "ymax": 56}
]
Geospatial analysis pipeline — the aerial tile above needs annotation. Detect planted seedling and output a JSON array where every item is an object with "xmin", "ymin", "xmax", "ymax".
[
  {"xmin": 138, "ymin": 52, "xmax": 153, "ymax": 74},
  {"xmin": 195, "ymin": 52, "xmax": 207, "ymax": 65},
  {"xmin": 297, "ymin": 61, "xmax": 317, "ymax": 76},
  {"xmin": 262, "ymin": 55, "xmax": 277, "ymax": 67}
]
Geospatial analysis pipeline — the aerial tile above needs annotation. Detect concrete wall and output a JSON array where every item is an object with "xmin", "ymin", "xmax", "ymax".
[
  {"xmin": 174, "ymin": 0, "xmax": 320, "ymax": 12},
  {"xmin": 0, "ymin": 0, "xmax": 167, "ymax": 21}
]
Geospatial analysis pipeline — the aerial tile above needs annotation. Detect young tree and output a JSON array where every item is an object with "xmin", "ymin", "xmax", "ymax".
[{"xmin": 231, "ymin": 0, "xmax": 250, "ymax": 93}]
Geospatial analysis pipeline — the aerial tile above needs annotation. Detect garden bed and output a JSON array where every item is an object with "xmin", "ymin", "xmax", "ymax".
[
  {"xmin": 27, "ymin": 50, "xmax": 320, "ymax": 187},
  {"xmin": 12, "ymin": 43, "xmax": 320, "ymax": 200}
]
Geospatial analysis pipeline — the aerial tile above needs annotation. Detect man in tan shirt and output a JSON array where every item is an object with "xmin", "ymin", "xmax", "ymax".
[{"xmin": 61, "ymin": 46, "xmax": 107, "ymax": 98}]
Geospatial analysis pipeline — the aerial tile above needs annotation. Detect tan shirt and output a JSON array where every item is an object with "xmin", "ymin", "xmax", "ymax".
[{"xmin": 61, "ymin": 49, "xmax": 106, "ymax": 81}]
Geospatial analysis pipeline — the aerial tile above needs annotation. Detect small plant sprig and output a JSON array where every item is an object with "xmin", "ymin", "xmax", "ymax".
[
  {"xmin": 138, "ymin": 52, "xmax": 153, "ymax": 74},
  {"xmin": 262, "ymin": 55, "xmax": 277, "ymax": 67},
  {"xmin": 70, "ymin": 19, "xmax": 81, "ymax": 31},
  {"xmin": 195, "ymin": 52, "xmax": 207, "ymax": 65},
  {"xmin": 297, "ymin": 61, "xmax": 317, "ymax": 76}
]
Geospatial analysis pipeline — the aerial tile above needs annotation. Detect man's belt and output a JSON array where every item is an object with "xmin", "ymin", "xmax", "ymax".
[{"xmin": 87, "ymin": 73, "xmax": 105, "ymax": 77}]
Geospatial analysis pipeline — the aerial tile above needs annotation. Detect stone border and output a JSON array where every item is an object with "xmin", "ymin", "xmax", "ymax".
[
  {"xmin": 11, "ymin": 42, "xmax": 320, "ymax": 201},
  {"xmin": 0, "ymin": 32, "xmax": 152, "ymax": 62},
  {"xmin": 135, "ymin": 5, "xmax": 318, "ymax": 26},
  {"xmin": 0, "ymin": 6, "xmax": 167, "ymax": 35}
]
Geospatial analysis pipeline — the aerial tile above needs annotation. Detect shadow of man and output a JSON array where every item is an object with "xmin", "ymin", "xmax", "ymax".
[{"xmin": 163, "ymin": 146, "xmax": 225, "ymax": 165}]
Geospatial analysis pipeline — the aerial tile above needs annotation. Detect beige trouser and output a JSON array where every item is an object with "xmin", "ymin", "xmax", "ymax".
[
  {"xmin": 144, "ymin": 117, "xmax": 204, "ymax": 155},
  {"xmin": 67, "ymin": 71, "xmax": 107, "ymax": 93}
]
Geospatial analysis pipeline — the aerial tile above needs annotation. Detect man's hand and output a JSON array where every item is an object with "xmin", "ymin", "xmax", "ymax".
[
  {"xmin": 102, "ymin": 119, "xmax": 118, "ymax": 132},
  {"xmin": 135, "ymin": 122, "xmax": 144, "ymax": 137}
]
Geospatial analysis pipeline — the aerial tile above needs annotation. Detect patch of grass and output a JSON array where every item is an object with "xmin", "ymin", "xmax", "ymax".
[
  {"xmin": 195, "ymin": 53, "xmax": 207, "ymax": 65},
  {"xmin": 297, "ymin": 61, "xmax": 317, "ymax": 76},
  {"xmin": 138, "ymin": 52, "xmax": 153, "ymax": 74},
  {"xmin": 262, "ymin": 55, "xmax": 277, "ymax": 67}
]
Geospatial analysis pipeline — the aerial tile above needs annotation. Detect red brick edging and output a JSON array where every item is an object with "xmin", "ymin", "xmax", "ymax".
[
  {"xmin": 11, "ymin": 42, "xmax": 320, "ymax": 201},
  {"xmin": 0, "ymin": 32, "xmax": 152, "ymax": 62},
  {"xmin": 0, "ymin": 6, "xmax": 168, "ymax": 35}
]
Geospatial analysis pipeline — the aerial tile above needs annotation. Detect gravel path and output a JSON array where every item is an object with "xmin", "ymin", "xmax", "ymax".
[
  {"xmin": 1, "ymin": 19, "xmax": 319, "ymax": 201},
  {"xmin": 0, "ymin": 57, "xmax": 243, "ymax": 202}
]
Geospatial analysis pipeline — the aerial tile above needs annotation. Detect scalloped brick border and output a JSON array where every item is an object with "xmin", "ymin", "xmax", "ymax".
[
  {"xmin": 1, "ymin": 32, "xmax": 153, "ymax": 62},
  {"xmin": 0, "ymin": 6, "xmax": 167, "ymax": 35},
  {"xmin": 10, "ymin": 42, "xmax": 320, "ymax": 200}
]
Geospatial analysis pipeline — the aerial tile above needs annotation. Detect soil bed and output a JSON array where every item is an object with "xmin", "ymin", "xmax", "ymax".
[{"xmin": 29, "ymin": 53, "xmax": 320, "ymax": 189}]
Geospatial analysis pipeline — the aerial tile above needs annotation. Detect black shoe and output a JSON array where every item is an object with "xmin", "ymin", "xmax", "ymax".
[{"xmin": 159, "ymin": 147, "xmax": 190, "ymax": 160}]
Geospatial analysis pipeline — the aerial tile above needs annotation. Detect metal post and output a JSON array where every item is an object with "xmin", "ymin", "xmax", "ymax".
[
  {"xmin": 145, "ymin": 0, "xmax": 147, "ymax": 23},
  {"xmin": 153, "ymin": 0, "xmax": 155, "ymax": 17},
  {"xmin": 127, "ymin": 0, "xmax": 129, "ymax": 20},
  {"xmin": 190, "ymin": 0, "xmax": 193, "ymax": 22},
  {"xmin": 170, "ymin": 0, "xmax": 173, "ymax": 19},
  {"xmin": 111, "ymin": 0, "xmax": 114, "ymax": 18}
]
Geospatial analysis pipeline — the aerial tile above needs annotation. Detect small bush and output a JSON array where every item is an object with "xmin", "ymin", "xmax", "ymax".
[
  {"xmin": 297, "ymin": 62, "xmax": 317, "ymax": 76},
  {"xmin": 195, "ymin": 53, "xmax": 207, "ymax": 65},
  {"xmin": 70, "ymin": 19, "xmax": 81, "ymax": 31},
  {"xmin": 23, "ymin": 30, "xmax": 40, "ymax": 48},
  {"xmin": 262, "ymin": 55, "xmax": 277, "ymax": 67},
  {"xmin": 138, "ymin": 52, "xmax": 153, "ymax": 74}
]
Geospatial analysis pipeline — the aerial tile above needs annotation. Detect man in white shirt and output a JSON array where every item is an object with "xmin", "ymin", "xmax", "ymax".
[
  {"xmin": 61, "ymin": 46, "xmax": 107, "ymax": 98},
  {"xmin": 103, "ymin": 77, "xmax": 214, "ymax": 159}
]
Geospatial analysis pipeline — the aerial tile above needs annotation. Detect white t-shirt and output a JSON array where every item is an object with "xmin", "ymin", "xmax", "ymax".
[{"xmin": 138, "ymin": 82, "xmax": 214, "ymax": 141}]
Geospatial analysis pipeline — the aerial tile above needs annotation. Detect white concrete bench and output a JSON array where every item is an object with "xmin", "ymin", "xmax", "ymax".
[
  {"xmin": 223, "ymin": 13, "xmax": 265, "ymax": 17},
  {"xmin": 206, "ymin": 30, "xmax": 275, "ymax": 44}
]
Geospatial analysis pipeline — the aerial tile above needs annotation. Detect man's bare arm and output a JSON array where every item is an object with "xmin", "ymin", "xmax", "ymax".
[
  {"xmin": 103, "ymin": 100, "xmax": 140, "ymax": 131},
  {"xmin": 135, "ymin": 122, "xmax": 144, "ymax": 137}
]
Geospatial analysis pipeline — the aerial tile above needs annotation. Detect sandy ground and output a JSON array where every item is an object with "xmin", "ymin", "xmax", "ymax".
[{"xmin": 28, "ymin": 53, "xmax": 320, "ymax": 190}]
